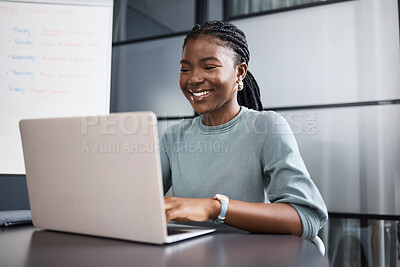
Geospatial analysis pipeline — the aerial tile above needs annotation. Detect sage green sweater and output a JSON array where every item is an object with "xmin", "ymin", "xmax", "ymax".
[{"xmin": 160, "ymin": 106, "xmax": 328, "ymax": 240}]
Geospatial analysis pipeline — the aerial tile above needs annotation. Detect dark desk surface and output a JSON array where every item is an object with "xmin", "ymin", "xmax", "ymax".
[{"xmin": 0, "ymin": 224, "xmax": 329, "ymax": 267}]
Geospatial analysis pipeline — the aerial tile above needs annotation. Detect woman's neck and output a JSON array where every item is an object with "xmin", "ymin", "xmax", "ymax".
[{"xmin": 201, "ymin": 103, "xmax": 241, "ymax": 126}]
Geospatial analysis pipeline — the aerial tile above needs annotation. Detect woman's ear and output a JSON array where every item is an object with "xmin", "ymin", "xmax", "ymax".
[{"xmin": 236, "ymin": 62, "xmax": 248, "ymax": 82}]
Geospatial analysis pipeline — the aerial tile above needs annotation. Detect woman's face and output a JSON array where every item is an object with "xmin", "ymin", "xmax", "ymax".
[{"xmin": 179, "ymin": 35, "xmax": 244, "ymax": 116}]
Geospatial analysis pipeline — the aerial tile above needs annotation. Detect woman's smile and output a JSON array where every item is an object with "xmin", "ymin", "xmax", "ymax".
[{"xmin": 188, "ymin": 89, "xmax": 214, "ymax": 101}]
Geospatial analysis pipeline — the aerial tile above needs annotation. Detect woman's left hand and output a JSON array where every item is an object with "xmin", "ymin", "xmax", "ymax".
[{"xmin": 164, "ymin": 196, "xmax": 219, "ymax": 223}]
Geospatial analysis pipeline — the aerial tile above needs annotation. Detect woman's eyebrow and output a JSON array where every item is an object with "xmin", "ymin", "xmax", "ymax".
[
  {"xmin": 180, "ymin": 57, "xmax": 221, "ymax": 65},
  {"xmin": 180, "ymin": 59, "xmax": 190, "ymax": 65},
  {"xmin": 200, "ymin": 57, "xmax": 220, "ymax": 63}
]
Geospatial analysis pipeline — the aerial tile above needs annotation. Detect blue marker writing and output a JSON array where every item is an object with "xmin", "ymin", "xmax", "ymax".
[
  {"xmin": 8, "ymin": 84, "xmax": 25, "ymax": 94},
  {"xmin": 9, "ymin": 69, "xmax": 34, "ymax": 79},
  {"xmin": 12, "ymin": 38, "xmax": 34, "ymax": 47},
  {"xmin": 9, "ymin": 54, "xmax": 36, "ymax": 63},
  {"xmin": 11, "ymin": 27, "xmax": 31, "ymax": 36}
]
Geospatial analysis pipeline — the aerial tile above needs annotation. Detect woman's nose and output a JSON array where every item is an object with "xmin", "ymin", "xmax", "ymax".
[{"xmin": 188, "ymin": 69, "xmax": 204, "ymax": 85}]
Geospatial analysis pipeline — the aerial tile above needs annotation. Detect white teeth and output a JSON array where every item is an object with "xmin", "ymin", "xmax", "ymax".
[{"xmin": 192, "ymin": 91, "xmax": 211, "ymax": 97}]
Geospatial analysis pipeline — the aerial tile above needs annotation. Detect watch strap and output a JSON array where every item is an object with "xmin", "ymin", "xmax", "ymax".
[
  {"xmin": 213, "ymin": 194, "xmax": 229, "ymax": 224},
  {"xmin": 215, "ymin": 200, "xmax": 228, "ymax": 224}
]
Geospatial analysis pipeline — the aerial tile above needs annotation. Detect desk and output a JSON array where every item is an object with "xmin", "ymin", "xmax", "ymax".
[{"xmin": 0, "ymin": 224, "xmax": 329, "ymax": 267}]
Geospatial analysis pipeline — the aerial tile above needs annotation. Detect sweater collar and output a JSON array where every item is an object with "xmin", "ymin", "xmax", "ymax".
[{"xmin": 198, "ymin": 106, "xmax": 248, "ymax": 133}]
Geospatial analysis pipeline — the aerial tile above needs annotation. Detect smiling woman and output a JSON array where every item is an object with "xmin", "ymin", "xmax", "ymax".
[{"xmin": 160, "ymin": 21, "xmax": 328, "ymax": 240}]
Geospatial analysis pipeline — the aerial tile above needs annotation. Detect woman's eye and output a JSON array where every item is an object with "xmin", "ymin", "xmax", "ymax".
[
  {"xmin": 180, "ymin": 68, "xmax": 190, "ymax": 73},
  {"xmin": 204, "ymin": 66, "xmax": 216, "ymax": 70}
]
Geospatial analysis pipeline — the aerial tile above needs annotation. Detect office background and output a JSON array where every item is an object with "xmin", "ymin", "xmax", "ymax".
[{"xmin": 1, "ymin": 0, "xmax": 399, "ymax": 266}]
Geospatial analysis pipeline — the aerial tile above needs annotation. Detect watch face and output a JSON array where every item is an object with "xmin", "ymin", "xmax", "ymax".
[{"xmin": 215, "ymin": 194, "xmax": 229, "ymax": 203}]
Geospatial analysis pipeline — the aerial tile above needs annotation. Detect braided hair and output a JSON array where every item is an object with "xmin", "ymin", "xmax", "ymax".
[{"xmin": 183, "ymin": 20, "xmax": 263, "ymax": 111}]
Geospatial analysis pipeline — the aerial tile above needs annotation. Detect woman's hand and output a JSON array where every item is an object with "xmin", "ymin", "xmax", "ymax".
[{"xmin": 164, "ymin": 196, "xmax": 220, "ymax": 223}]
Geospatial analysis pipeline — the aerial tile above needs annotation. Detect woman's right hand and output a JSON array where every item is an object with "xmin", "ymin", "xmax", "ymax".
[{"xmin": 164, "ymin": 196, "xmax": 220, "ymax": 223}]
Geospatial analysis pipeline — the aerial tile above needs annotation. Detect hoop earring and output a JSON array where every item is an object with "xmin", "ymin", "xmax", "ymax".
[{"xmin": 237, "ymin": 80, "xmax": 244, "ymax": 91}]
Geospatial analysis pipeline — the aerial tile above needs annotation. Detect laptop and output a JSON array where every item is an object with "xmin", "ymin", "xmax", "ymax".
[{"xmin": 19, "ymin": 111, "xmax": 215, "ymax": 244}]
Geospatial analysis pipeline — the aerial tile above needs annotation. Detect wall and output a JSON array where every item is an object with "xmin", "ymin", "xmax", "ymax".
[{"xmin": 234, "ymin": 0, "xmax": 399, "ymax": 107}]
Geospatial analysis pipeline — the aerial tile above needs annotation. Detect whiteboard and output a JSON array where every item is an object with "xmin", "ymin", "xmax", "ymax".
[{"xmin": 0, "ymin": 0, "xmax": 113, "ymax": 174}]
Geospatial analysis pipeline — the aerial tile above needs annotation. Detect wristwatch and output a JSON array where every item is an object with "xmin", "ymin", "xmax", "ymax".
[{"xmin": 213, "ymin": 194, "xmax": 229, "ymax": 224}]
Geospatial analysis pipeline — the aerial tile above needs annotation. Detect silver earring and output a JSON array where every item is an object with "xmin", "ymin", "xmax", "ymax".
[{"xmin": 237, "ymin": 80, "xmax": 244, "ymax": 91}]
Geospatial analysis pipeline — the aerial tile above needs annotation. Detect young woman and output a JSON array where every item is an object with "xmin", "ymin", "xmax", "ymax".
[{"xmin": 160, "ymin": 21, "xmax": 328, "ymax": 240}]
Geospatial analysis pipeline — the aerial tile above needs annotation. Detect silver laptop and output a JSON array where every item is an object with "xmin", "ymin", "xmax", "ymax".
[{"xmin": 19, "ymin": 111, "xmax": 215, "ymax": 244}]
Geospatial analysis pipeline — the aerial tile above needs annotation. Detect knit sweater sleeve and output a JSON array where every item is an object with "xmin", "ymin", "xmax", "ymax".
[{"xmin": 259, "ymin": 111, "xmax": 328, "ymax": 240}]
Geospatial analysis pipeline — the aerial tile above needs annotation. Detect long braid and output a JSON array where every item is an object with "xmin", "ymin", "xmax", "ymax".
[
  {"xmin": 183, "ymin": 21, "xmax": 263, "ymax": 111},
  {"xmin": 238, "ymin": 71, "xmax": 263, "ymax": 111}
]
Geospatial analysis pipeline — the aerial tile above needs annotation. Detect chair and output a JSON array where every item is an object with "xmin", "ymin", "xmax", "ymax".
[{"xmin": 312, "ymin": 236, "xmax": 325, "ymax": 256}]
